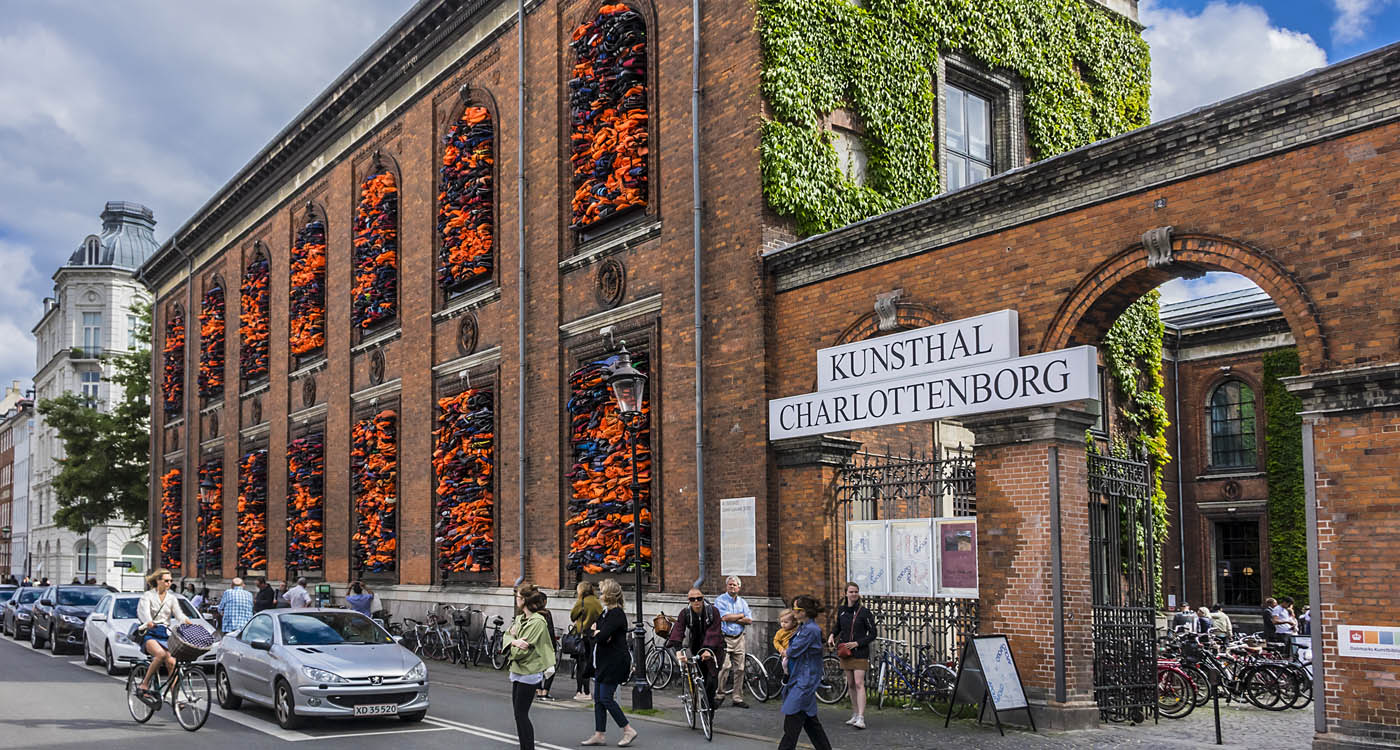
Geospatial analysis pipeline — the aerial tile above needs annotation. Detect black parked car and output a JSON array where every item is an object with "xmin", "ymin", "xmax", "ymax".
[
  {"xmin": 31, "ymin": 585, "xmax": 114, "ymax": 654},
  {"xmin": 2, "ymin": 586, "xmax": 44, "ymax": 640}
]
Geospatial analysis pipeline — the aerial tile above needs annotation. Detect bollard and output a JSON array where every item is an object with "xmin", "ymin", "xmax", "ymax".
[{"xmin": 1212, "ymin": 674, "xmax": 1222, "ymax": 745}]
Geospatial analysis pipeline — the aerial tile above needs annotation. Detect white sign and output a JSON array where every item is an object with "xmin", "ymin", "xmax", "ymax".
[
  {"xmin": 888, "ymin": 519, "xmax": 935, "ymax": 597},
  {"xmin": 816, "ymin": 310, "xmax": 1019, "ymax": 391},
  {"xmin": 1337, "ymin": 625, "xmax": 1400, "ymax": 660},
  {"xmin": 845, "ymin": 521, "xmax": 889, "ymax": 596},
  {"xmin": 720, "ymin": 497, "xmax": 757, "ymax": 577},
  {"xmin": 770, "ymin": 346, "xmax": 1099, "ymax": 440},
  {"xmin": 973, "ymin": 636, "xmax": 1028, "ymax": 710}
]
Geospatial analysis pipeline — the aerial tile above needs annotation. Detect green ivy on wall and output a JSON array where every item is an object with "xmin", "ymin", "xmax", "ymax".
[
  {"xmin": 1100, "ymin": 290, "xmax": 1171, "ymax": 602},
  {"xmin": 1263, "ymin": 348, "xmax": 1307, "ymax": 603},
  {"xmin": 757, "ymin": 0, "xmax": 1151, "ymax": 236}
]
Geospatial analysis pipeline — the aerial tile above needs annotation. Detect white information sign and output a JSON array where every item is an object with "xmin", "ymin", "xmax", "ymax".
[
  {"xmin": 720, "ymin": 497, "xmax": 757, "ymax": 577},
  {"xmin": 1337, "ymin": 625, "xmax": 1400, "ymax": 660},
  {"xmin": 888, "ymin": 519, "xmax": 935, "ymax": 597},
  {"xmin": 974, "ymin": 636, "xmax": 1029, "ymax": 710},
  {"xmin": 769, "ymin": 346, "xmax": 1099, "ymax": 441},
  {"xmin": 845, "ymin": 521, "xmax": 889, "ymax": 596},
  {"xmin": 815, "ymin": 310, "xmax": 1019, "ymax": 391}
]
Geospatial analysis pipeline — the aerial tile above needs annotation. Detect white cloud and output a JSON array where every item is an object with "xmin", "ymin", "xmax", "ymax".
[
  {"xmin": 1332, "ymin": 0, "xmax": 1391, "ymax": 43},
  {"xmin": 1156, "ymin": 272, "xmax": 1263, "ymax": 307},
  {"xmin": 1141, "ymin": 1, "xmax": 1328, "ymax": 120}
]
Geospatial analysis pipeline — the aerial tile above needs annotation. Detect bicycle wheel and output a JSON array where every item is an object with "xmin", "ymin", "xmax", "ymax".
[
  {"xmin": 126, "ymin": 668, "xmax": 156, "ymax": 723},
  {"xmin": 1182, "ymin": 663, "xmax": 1212, "ymax": 708},
  {"xmin": 697, "ymin": 683, "xmax": 713, "ymax": 742},
  {"xmin": 919, "ymin": 663, "xmax": 957, "ymax": 715},
  {"xmin": 816, "ymin": 655, "xmax": 847, "ymax": 704},
  {"xmin": 490, "ymin": 632, "xmax": 508, "ymax": 670},
  {"xmin": 469, "ymin": 636, "xmax": 484, "ymax": 666},
  {"xmin": 875, "ymin": 661, "xmax": 890, "ymax": 709},
  {"xmin": 1157, "ymin": 668, "xmax": 1195, "ymax": 719},
  {"xmin": 745, "ymin": 653, "xmax": 769, "ymax": 703},
  {"xmin": 1241, "ymin": 664, "xmax": 1287, "ymax": 710},
  {"xmin": 646, "ymin": 648, "xmax": 675, "ymax": 690},
  {"xmin": 172, "ymin": 667, "xmax": 212, "ymax": 731},
  {"xmin": 763, "ymin": 655, "xmax": 785, "ymax": 698},
  {"xmin": 1288, "ymin": 664, "xmax": 1312, "ymax": 709},
  {"xmin": 683, "ymin": 668, "xmax": 697, "ymax": 729}
]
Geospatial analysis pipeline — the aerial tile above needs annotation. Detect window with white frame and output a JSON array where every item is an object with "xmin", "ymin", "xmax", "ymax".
[
  {"xmin": 128, "ymin": 314, "xmax": 139, "ymax": 350},
  {"xmin": 80, "ymin": 370, "xmax": 100, "ymax": 401},
  {"xmin": 944, "ymin": 83, "xmax": 993, "ymax": 191},
  {"xmin": 121, "ymin": 542, "xmax": 146, "ymax": 575},
  {"xmin": 82, "ymin": 312, "xmax": 102, "ymax": 353},
  {"xmin": 75, "ymin": 540, "xmax": 95, "ymax": 579}
]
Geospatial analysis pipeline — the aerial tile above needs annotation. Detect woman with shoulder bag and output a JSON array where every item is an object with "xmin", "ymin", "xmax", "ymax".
[
  {"xmin": 582, "ymin": 579, "xmax": 638, "ymax": 747},
  {"xmin": 827, "ymin": 582, "xmax": 876, "ymax": 729},
  {"xmin": 569, "ymin": 581, "xmax": 603, "ymax": 701},
  {"xmin": 506, "ymin": 584, "xmax": 556, "ymax": 750}
]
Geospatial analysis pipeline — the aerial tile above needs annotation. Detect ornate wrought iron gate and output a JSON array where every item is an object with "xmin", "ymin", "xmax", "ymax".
[{"xmin": 1087, "ymin": 451, "xmax": 1158, "ymax": 723}]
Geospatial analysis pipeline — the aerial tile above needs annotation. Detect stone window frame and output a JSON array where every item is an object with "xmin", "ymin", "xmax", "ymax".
[
  {"xmin": 1203, "ymin": 376, "xmax": 1262, "ymax": 472},
  {"xmin": 350, "ymin": 395, "xmax": 402, "ymax": 585},
  {"xmin": 1204, "ymin": 513, "xmax": 1269, "ymax": 609},
  {"xmin": 349, "ymin": 148, "xmax": 404, "ymax": 342},
  {"xmin": 199, "ymin": 272, "xmax": 227, "ymax": 403},
  {"xmin": 431, "ymin": 364, "xmax": 501, "ymax": 588},
  {"xmin": 288, "ymin": 198, "xmax": 330, "ymax": 372},
  {"xmin": 564, "ymin": 0, "xmax": 661, "ymax": 250},
  {"xmin": 434, "ymin": 86, "xmax": 503, "ymax": 312},
  {"xmin": 286, "ymin": 418, "xmax": 327, "ymax": 580},
  {"xmin": 561, "ymin": 316, "xmax": 662, "ymax": 588},
  {"xmin": 935, "ymin": 53, "xmax": 1028, "ymax": 192},
  {"xmin": 236, "ymin": 436, "xmax": 271, "ymax": 578},
  {"xmin": 240, "ymin": 240, "xmax": 273, "ymax": 390}
]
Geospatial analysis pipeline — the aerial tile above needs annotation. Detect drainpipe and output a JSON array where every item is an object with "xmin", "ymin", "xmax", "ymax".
[
  {"xmin": 513, "ymin": 0, "xmax": 527, "ymax": 588},
  {"xmin": 690, "ymin": 0, "xmax": 706, "ymax": 590},
  {"xmin": 1173, "ymin": 327, "xmax": 1187, "ymax": 599}
]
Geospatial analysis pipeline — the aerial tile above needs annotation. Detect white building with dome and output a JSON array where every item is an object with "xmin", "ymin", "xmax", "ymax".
[{"xmin": 28, "ymin": 202, "xmax": 157, "ymax": 587}]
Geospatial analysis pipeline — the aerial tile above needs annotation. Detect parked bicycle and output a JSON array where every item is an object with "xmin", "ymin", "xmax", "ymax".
[
  {"xmin": 815, "ymin": 649, "xmax": 848, "ymax": 705},
  {"xmin": 870, "ymin": 637, "xmax": 957, "ymax": 713},
  {"xmin": 644, "ymin": 631, "xmax": 677, "ymax": 689}
]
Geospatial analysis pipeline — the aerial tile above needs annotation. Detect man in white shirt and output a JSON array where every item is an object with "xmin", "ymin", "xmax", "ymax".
[
  {"xmin": 1272, "ymin": 596, "xmax": 1297, "ymax": 634},
  {"xmin": 283, "ymin": 577, "xmax": 312, "ymax": 609}
]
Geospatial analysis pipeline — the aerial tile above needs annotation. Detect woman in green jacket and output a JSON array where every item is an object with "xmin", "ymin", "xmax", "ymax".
[
  {"xmin": 570, "ymin": 580, "xmax": 604, "ymax": 700},
  {"xmin": 507, "ymin": 585, "xmax": 556, "ymax": 749}
]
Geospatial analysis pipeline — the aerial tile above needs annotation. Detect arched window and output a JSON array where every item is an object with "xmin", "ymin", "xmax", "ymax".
[
  {"xmin": 121, "ymin": 542, "xmax": 147, "ymax": 575},
  {"xmin": 240, "ymin": 248, "xmax": 271, "ymax": 382},
  {"xmin": 74, "ymin": 540, "xmax": 95, "ymax": 580},
  {"xmin": 289, "ymin": 207, "xmax": 327, "ymax": 359},
  {"xmin": 1209, "ymin": 380, "xmax": 1256, "ymax": 469},
  {"xmin": 353, "ymin": 159, "xmax": 399, "ymax": 330},
  {"xmin": 198, "ymin": 277, "xmax": 225, "ymax": 398},
  {"xmin": 160, "ymin": 468, "xmax": 183, "ymax": 570},
  {"xmin": 162, "ymin": 305, "xmax": 185, "ymax": 418},
  {"xmin": 568, "ymin": 4, "xmax": 649, "ymax": 233},
  {"xmin": 438, "ymin": 100, "xmax": 495, "ymax": 294}
]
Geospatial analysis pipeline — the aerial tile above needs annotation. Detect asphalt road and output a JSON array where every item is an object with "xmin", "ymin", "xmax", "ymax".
[{"xmin": 0, "ymin": 633, "xmax": 781, "ymax": 750}]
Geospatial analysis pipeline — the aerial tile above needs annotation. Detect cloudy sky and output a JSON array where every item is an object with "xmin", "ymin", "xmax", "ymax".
[{"xmin": 2, "ymin": 1, "xmax": 1397, "ymax": 391}]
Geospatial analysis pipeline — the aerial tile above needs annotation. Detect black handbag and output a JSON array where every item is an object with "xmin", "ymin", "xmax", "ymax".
[{"xmin": 561, "ymin": 630, "xmax": 586, "ymax": 657}]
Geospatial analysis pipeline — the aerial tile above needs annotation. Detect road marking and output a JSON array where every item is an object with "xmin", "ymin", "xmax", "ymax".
[
  {"xmin": 284, "ymin": 725, "xmax": 451, "ymax": 742},
  {"xmin": 424, "ymin": 715, "xmax": 574, "ymax": 750}
]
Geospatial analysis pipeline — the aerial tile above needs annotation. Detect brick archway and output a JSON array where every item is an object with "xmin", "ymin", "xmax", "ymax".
[{"xmin": 1040, "ymin": 233, "xmax": 1330, "ymax": 371}]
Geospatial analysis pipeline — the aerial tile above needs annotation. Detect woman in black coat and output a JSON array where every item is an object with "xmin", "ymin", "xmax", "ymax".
[
  {"xmin": 828, "ymin": 581, "xmax": 877, "ymax": 729},
  {"xmin": 582, "ymin": 579, "xmax": 637, "ymax": 746}
]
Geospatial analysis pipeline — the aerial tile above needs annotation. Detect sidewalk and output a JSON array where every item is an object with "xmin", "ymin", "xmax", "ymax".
[{"xmin": 429, "ymin": 662, "xmax": 1313, "ymax": 749}]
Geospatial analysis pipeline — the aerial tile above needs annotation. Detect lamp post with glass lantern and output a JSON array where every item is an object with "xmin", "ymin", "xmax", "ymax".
[
  {"xmin": 606, "ymin": 341, "xmax": 651, "ymax": 709},
  {"xmin": 198, "ymin": 476, "xmax": 218, "ymax": 583}
]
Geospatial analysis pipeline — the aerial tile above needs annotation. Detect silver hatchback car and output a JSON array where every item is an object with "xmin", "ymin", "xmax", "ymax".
[{"xmin": 215, "ymin": 608, "xmax": 429, "ymax": 729}]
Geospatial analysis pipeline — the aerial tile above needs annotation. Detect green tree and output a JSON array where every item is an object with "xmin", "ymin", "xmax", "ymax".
[{"xmin": 39, "ymin": 301, "xmax": 151, "ymax": 534}]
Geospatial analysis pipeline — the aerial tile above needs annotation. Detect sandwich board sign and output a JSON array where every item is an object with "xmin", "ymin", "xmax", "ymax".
[{"xmin": 945, "ymin": 635, "xmax": 1035, "ymax": 736}]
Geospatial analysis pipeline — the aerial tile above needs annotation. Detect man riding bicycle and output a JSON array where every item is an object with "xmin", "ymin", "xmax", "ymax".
[
  {"xmin": 667, "ymin": 587, "xmax": 724, "ymax": 711},
  {"xmin": 135, "ymin": 568, "xmax": 198, "ymax": 698}
]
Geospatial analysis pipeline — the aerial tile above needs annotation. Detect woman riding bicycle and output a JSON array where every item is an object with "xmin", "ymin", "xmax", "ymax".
[{"xmin": 136, "ymin": 568, "xmax": 197, "ymax": 697}]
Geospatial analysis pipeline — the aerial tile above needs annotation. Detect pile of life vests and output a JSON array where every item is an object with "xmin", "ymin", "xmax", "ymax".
[
  {"xmin": 287, "ymin": 435, "xmax": 325, "ymax": 571},
  {"xmin": 197, "ymin": 459, "xmax": 223, "ymax": 572},
  {"xmin": 289, "ymin": 220, "xmax": 327, "ymax": 357},
  {"xmin": 240, "ymin": 254, "xmax": 271, "ymax": 382},
  {"xmin": 568, "ymin": 4, "xmax": 649, "ymax": 230},
  {"xmin": 352, "ymin": 171, "xmax": 399, "ymax": 329},
  {"xmin": 437, "ymin": 105, "xmax": 495, "ymax": 291},
  {"xmin": 160, "ymin": 468, "xmax": 182, "ymax": 571},
  {"xmin": 162, "ymin": 309, "xmax": 185, "ymax": 417},
  {"xmin": 432, "ymin": 388, "xmax": 494, "ymax": 575},
  {"xmin": 237, "ymin": 449, "xmax": 268, "ymax": 571},
  {"xmin": 352, "ymin": 410, "xmax": 398, "ymax": 574},
  {"xmin": 565, "ymin": 352, "xmax": 652, "ymax": 575},
  {"xmin": 198, "ymin": 283, "xmax": 225, "ymax": 398}
]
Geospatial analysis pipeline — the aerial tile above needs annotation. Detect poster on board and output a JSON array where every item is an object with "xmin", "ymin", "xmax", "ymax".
[
  {"xmin": 845, "ymin": 521, "xmax": 888, "ymax": 596},
  {"xmin": 720, "ymin": 497, "xmax": 757, "ymax": 577},
  {"xmin": 946, "ymin": 634, "xmax": 1034, "ymax": 736},
  {"xmin": 888, "ymin": 519, "xmax": 935, "ymax": 597},
  {"xmin": 936, "ymin": 519, "xmax": 978, "ymax": 598}
]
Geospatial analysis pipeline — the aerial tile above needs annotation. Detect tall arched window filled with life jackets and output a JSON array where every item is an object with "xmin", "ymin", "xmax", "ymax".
[
  {"xmin": 352, "ymin": 160, "xmax": 399, "ymax": 331},
  {"xmin": 237, "ymin": 448, "xmax": 268, "ymax": 571},
  {"xmin": 240, "ymin": 249, "xmax": 271, "ymax": 383},
  {"xmin": 160, "ymin": 468, "xmax": 183, "ymax": 571},
  {"xmin": 433, "ymin": 387, "xmax": 494, "ymax": 577},
  {"xmin": 352, "ymin": 409, "xmax": 398, "ymax": 575},
  {"xmin": 198, "ymin": 278, "xmax": 225, "ymax": 398},
  {"xmin": 289, "ymin": 208, "xmax": 327, "ymax": 359},
  {"xmin": 287, "ymin": 433, "xmax": 325, "ymax": 572},
  {"xmin": 438, "ymin": 100, "xmax": 495, "ymax": 294},
  {"xmin": 197, "ymin": 458, "xmax": 223, "ymax": 574},
  {"xmin": 162, "ymin": 306, "xmax": 185, "ymax": 418},
  {"xmin": 566, "ymin": 350, "xmax": 651, "ymax": 575},
  {"xmin": 568, "ymin": 4, "xmax": 648, "ymax": 232}
]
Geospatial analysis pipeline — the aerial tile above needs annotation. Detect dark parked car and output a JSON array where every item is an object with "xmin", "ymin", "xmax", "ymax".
[
  {"xmin": 2, "ymin": 586, "xmax": 44, "ymax": 640},
  {"xmin": 31, "ymin": 584, "xmax": 113, "ymax": 654}
]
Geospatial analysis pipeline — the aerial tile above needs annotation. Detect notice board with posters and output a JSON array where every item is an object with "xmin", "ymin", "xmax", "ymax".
[
  {"xmin": 888, "ymin": 519, "xmax": 935, "ymax": 597},
  {"xmin": 845, "ymin": 521, "xmax": 889, "ymax": 595},
  {"xmin": 720, "ymin": 497, "xmax": 757, "ymax": 577},
  {"xmin": 936, "ymin": 519, "xmax": 978, "ymax": 598}
]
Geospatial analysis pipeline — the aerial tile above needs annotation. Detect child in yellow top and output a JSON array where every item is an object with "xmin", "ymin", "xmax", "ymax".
[{"xmin": 772, "ymin": 608, "xmax": 797, "ymax": 654}]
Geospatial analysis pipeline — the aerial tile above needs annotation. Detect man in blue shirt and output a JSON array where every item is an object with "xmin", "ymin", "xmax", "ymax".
[
  {"xmin": 217, "ymin": 577, "xmax": 254, "ymax": 635},
  {"xmin": 714, "ymin": 575, "xmax": 753, "ymax": 708}
]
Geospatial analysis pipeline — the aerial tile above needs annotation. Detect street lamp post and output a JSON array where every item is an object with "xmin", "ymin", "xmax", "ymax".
[
  {"xmin": 606, "ymin": 341, "xmax": 651, "ymax": 710},
  {"xmin": 199, "ymin": 476, "xmax": 218, "ymax": 580}
]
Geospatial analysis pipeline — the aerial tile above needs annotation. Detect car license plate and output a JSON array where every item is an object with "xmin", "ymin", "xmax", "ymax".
[{"xmin": 353, "ymin": 703, "xmax": 399, "ymax": 717}]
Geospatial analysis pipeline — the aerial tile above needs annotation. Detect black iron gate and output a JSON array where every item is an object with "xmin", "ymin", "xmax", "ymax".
[{"xmin": 1087, "ymin": 451, "xmax": 1158, "ymax": 723}]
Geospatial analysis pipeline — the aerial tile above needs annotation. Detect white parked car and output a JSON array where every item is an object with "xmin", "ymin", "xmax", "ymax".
[{"xmin": 83, "ymin": 592, "xmax": 220, "ymax": 675}]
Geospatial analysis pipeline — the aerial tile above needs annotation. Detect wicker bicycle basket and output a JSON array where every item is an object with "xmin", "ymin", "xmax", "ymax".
[{"xmin": 169, "ymin": 623, "xmax": 215, "ymax": 663}]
